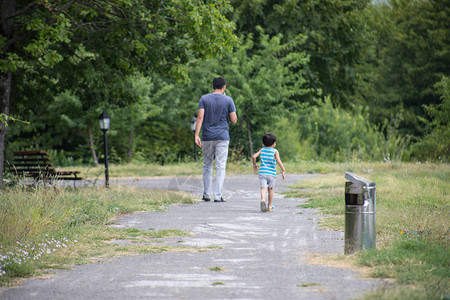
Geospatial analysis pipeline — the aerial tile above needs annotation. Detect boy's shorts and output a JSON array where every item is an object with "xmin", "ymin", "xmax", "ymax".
[{"xmin": 259, "ymin": 174, "xmax": 276, "ymax": 189}]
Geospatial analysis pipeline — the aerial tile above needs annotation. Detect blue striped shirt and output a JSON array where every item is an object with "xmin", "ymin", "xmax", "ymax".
[{"xmin": 259, "ymin": 147, "xmax": 277, "ymax": 176}]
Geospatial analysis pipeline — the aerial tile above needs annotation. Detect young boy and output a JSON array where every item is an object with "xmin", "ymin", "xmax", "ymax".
[{"xmin": 252, "ymin": 133, "xmax": 286, "ymax": 212}]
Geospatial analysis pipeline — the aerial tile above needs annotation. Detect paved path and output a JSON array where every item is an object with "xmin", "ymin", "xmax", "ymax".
[{"xmin": 0, "ymin": 174, "xmax": 381, "ymax": 299}]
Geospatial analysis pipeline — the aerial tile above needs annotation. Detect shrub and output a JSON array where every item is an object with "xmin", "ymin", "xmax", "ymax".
[{"xmin": 297, "ymin": 97, "xmax": 408, "ymax": 162}]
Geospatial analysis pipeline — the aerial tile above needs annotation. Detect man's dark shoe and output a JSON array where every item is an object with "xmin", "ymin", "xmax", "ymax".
[
  {"xmin": 202, "ymin": 196, "xmax": 211, "ymax": 202},
  {"xmin": 214, "ymin": 197, "xmax": 226, "ymax": 202}
]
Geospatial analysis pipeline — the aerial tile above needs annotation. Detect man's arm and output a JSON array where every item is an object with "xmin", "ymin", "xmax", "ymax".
[
  {"xmin": 229, "ymin": 111, "xmax": 237, "ymax": 124},
  {"xmin": 195, "ymin": 109, "xmax": 204, "ymax": 148}
]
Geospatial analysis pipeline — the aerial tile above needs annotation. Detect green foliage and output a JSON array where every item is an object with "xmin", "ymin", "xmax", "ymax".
[
  {"xmin": 189, "ymin": 29, "xmax": 310, "ymax": 156},
  {"xmin": 4, "ymin": 1, "xmax": 237, "ymax": 76},
  {"xmin": 232, "ymin": 0, "xmax": 372, "ymax": 105},
  {"xmin": 2, "ymin": 0, "xmax": 237, "ymax": 170},
  {"xmin": 46, "ymin": 149, "xmax": 84, "ymax": 167},
  {"xmin": 3, "ymin": 0, "xmax": 448, "ymax": 165},
  {"xmin": 7, "ymin": 90, "xmax": 92, "ymax": 163},
  {"xmin": 356, "ymin": 0, "xmax": 450, "ymax": 139},
  {"xmin": 130, "ymin": 28, "xmax": 311, "ymax": 161},
  {"xmin": 227, "ymin": 30, "xmax": 309, "ymax": 154},
  {"xmin": 119, "ymin": 74, "xmax": 199, "ymax": 164},
  {"xmin": 272, "ymin": 117, "xmax": 306, "ymax": 161},
  {"xmin": 411, "ymin": 76, "xmax": 450, "ymax": 162},
  {"xmin": 0, "ymin": 114, "xmax": 29, "ymax": 127},
  {"xmin": 296, "ymin": 97, "xmax": 409, "ymax": 161}
]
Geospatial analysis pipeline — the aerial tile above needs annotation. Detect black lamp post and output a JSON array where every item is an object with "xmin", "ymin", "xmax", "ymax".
[
  {"xmin": 190, "ymin": 116, "xmax": 197, "ymax": 162},
  {"xmin": 99, "ymin": 112, "xmax": 110, "ymax": 187}
]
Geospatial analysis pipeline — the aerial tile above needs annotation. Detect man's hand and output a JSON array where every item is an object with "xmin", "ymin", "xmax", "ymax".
[
  {"xmin": 195, "ymin": 136, "xmax": 202, "ymax": 148},
  {"xmin": 253, "ymin": 165, "xmax": 259, "ymax": 173},
  {"xmin": 281, "ymin": 171, "xmax": 286, "ymax": 180}
]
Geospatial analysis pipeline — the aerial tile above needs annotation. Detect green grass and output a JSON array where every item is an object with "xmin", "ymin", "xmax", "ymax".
[
  {"xmin": 61, "ymin": 160, "xmax": 415, "ymax": 179},
  {"xmin": 61, "ymin": 162, "xmax": 205, "ymax": 179},
  {"xmin": 2, "ymin": 160, "xmax": 449, "ymax": 298},
  {"xmin": 297, "ymin": 282, "xmax": 323, "ymax": 288},
  {"xmin": 285, "ymin": 162, "xmax": 450, "ymax": 300},
  {"xmin": 59, "ymin": 161, "xmax": 257, "ymax": 180},
  {"xmin": 0, "ymin": 184, "xmax": 196, "ymax": 286}
]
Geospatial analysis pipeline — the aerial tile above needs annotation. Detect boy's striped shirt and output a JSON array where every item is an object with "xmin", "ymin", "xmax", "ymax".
[{"xmin": 259, "ymin": 147, "xmax": 277, "ymax": 176}]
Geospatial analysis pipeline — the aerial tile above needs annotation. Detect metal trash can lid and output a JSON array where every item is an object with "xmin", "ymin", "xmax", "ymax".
[{"xmin": 345, "ymin": 172, "xmax": 376, "ymax": 188}]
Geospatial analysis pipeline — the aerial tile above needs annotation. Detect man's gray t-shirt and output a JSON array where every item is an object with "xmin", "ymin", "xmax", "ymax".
[{"xmin": 199, "ymin": 93, "xmax": 236, "ymax": 141}]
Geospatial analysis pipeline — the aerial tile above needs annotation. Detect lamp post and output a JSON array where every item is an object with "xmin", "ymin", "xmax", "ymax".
[
  {"xmin": 190, "ymin": 116, "xmax": 197, "ymax": 162},
  {"xmin": 99, "ymin": 112, "xmax": 110, "ymax": 187}
]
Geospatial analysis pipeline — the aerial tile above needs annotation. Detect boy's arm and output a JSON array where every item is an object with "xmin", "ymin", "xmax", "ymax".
[
  {"xmin": 252, "ymin": 149, "xmax": 262, "ymax": 173},
  {"xmin": 275, "ymin": 150, "xmax": 286, "ymax": 179}
]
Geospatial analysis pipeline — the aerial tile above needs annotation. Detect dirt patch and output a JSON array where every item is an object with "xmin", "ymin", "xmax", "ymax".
[{"xmin": 305, "ymin": 253, "xmax": 375, "ymax": 278}]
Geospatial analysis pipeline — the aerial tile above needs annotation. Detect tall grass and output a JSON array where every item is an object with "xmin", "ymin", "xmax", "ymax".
[
  {"xmin": 0, "ymin": 185, "xmax": 194, "ymax": 246},
  {"xmin": 61, "ymin": 162, "xmax": 204, "ymax": 179},
  {"xmin": 62, "ymin": 160, "xmax": 406, "ymax": 179},
  {"xmin": 285, "ymin": 162, "xmax": 449, "ymax": 299},
  {"xmin": 0, "ymin": 184, "xmax": 195, "ymax": 285}
]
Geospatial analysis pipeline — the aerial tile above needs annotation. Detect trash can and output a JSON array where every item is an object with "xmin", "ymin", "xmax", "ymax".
[{"xmin": 344, "ymin": 172, "xmax": 376, "ymax": 255}]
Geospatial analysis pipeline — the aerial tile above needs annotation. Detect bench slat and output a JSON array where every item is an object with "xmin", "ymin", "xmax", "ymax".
[
  {"xmin": 12, "ymin": 157, "xmax": 52, "ymax": 162},
  {"xmin": 12, "ymin": 163, "xmax": 54, "ymax": 167},
  {"xmin": 13, "ymin": 150, "xmax": 49, "ymax": 156},
  {"xmin": 54, "ymin": 171, "xmax": 80, "ymax": 175},
  {"xmin": 22, "ymin": 174, "xmax": 83, "ymax": 180}
]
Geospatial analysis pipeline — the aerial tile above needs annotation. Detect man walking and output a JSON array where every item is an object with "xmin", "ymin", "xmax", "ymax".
[{"xmin": 195, "ymin": 77, "xmax": 237, "ymax": 202}]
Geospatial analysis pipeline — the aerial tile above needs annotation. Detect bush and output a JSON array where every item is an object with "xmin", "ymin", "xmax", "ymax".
[
  {"xmin": 297, "ymin": 97, "xmax": 409, "ymax": 162},
  {"xmin": 273, "ymin": 117, "xmax": 306, "ymax": 161},
  {"xmin": 411, "ymin": 77, "xmax": 450, "ymax": 162}
]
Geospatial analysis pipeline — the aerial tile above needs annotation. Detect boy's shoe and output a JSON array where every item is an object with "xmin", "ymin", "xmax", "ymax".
[
  {"xmin": 202, "ymin": 196, "xmax": 211, "ymax": 202},
  {"xmin": 214, "ymin": 197, "xmax": 226, "ymax": 202},
  {"xmin": 260, "ymin": 200, "xmax": 267, "ymax": 212},
  {"xmin": 267, "ymin": 206, "xmax": 274, "ymax": 212}
]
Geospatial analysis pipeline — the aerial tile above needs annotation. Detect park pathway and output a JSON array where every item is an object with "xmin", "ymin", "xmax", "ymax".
[{"xmin": 0, "ymin": 174, "xmax": 382, "ymax": 299}]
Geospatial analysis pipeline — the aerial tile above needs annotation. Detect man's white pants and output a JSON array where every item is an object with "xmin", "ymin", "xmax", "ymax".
[{"xmin": 202, "ymin": 140, "xmax": 229, "ymax": 200}]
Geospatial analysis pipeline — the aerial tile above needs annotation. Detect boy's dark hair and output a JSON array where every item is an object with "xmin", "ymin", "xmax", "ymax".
[
  {"xmin": 212, "ymin": 77, "xmax": 227, "ymax": 90},
  {"xmin": 262, "ymin": 132, "xmax": 277, "ymax": 147}
]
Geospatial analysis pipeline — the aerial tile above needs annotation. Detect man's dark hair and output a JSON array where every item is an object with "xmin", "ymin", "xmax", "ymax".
[
  {"xmin": 212, "ymin": 77, "xmax": 227, "ymax": 90},
  {"xmin": 262, "ymin": 132, "xmax": 277, "ymax": 147}
]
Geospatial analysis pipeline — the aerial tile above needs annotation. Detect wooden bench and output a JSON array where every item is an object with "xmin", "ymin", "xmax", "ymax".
[{"xmin": 8, "ymin": 150, "xmax": 83, "ymax": 186}]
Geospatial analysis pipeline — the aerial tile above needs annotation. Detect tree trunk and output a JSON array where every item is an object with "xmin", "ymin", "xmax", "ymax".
[
  {"xmin": 88, "ymin": 123, "xmax": 98, "ymax": 164},
  {"xmin": 245, "ymin": 117, "xmax": 253, "ymax": 158},
  {"xmin": 128, "ymin": 127, "xmax": 134, "ymax": 160},
  {"xmin": 0, "ymin": 71, "xmax": 11, "ymax": 183},
  {"xmin": 0, "ymin": 0, "xmax": 16, "ymax": 184}
]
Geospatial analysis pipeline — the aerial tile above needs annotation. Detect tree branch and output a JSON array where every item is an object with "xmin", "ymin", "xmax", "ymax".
[{"xmin": 1, "ymin": 2, "xmax": 38, "ymax": 25}]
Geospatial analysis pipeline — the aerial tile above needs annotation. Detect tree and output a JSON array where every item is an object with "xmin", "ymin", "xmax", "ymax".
[
  {"xmin": 230, "ymin": 0, "xmax": 371, "ymax": 106},
  {"xmin": 108, "ymin": 74, "xmax": 160, "ymax": 162},
  {"xmin": 356, "ymin": 0, "xmax": 450, "ymax": 137},
  {"xmin": 188, "ymin": 29, "xmax": 309, "ymax": 157},
  {"xmin": 119, "ymin": 28, "xmax": 310, "ymax": 162},
  {"xmin": 0, "ymin": 0, "xmax": 237, "ymax": 182},
  {"xmin": 411, "ymin": 76, "xmax": 450, "ymax": 161}
]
